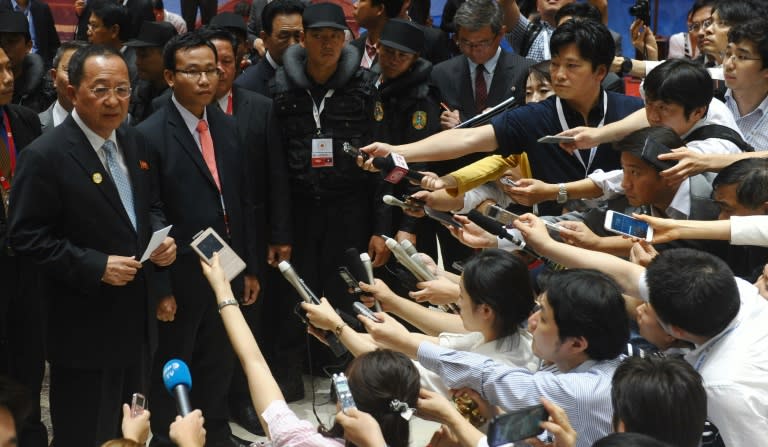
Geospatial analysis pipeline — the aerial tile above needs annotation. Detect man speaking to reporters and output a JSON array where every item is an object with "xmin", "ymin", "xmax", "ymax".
[{"xmin": 8, "ymin": 45, "xmax": 175, "ymax": 447}]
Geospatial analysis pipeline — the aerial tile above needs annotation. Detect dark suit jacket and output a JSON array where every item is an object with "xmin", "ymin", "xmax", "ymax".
[
  {"xmin": 0, "ymin": 104, "xmax": 42, "ymax": 252},
  {"xmin": 431, "ymin": 50, "xmax": 532, "ymax": 121},
  {"xmin": 137, "ymin": 99, "xmax": 258, "ymax": 281},
  {"xmin": 75, "ymin": 0, "xmax": 154, "ymax": 41},
  {"xmin": 231, "ymin": 86, "xmax": 291, "ymax": 250},
  {"xmin": 8, "ymin": 115, "xmax": 164, "ymax": 368},
  {"xmin": 0, "ymin": 0, "xmax": 59, "ymax": 69},
  {"xmin": 234, "ymin": 57, "xmax": 276, "ymax": 98}
]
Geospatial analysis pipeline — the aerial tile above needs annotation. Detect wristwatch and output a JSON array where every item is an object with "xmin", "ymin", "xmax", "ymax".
[
  {"xmin": 557, "ymin": 183, "xmax": 568, "ymax": 204},
  {"xmin": 620, "ymin": 57, "xmax": 633, "ymax": 75}
]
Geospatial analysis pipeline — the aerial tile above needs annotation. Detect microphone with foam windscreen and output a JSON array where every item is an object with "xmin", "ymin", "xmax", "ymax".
[
  {"xmin": 162, "ymin": 359, "xmax": 192, "ymax": 416},
  {"xmin": 466, "ymin": 210, "xmax": 565, "ymax": 271}
]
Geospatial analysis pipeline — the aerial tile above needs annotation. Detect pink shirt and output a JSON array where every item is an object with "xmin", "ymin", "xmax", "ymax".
[{"xmin": 262, "ymin": 400, "xmax": 344, "ymax": 447}]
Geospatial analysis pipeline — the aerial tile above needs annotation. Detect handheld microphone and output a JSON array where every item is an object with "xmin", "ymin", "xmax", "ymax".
[
  {"xmin": 399, "ymin": 240, "xmax": 418, "ymax": 257},
  {"xmin": 384, "ymin": 236, "xmax": 434, "ymax": 282},
  {"xmin": 372, "ymin": 155, "xmax": 424, "ymax": 184},
  {"xmin": 162, "ymin": 359, "xmax": 192, "ymax": 416},
  {"xmin": 342, "ymin": 142, "xmax": 423, "ymax": 184},
  {"xmin": 466, "ymin": 210, "xmax": 566, "ymax": 271},
  {"xmin": 278, "ymin": 261, "xmax": 349, "ymax": 357},
  {"xmin": 358, "ymin": 253, "xmax": 381, "ymax": 312}
]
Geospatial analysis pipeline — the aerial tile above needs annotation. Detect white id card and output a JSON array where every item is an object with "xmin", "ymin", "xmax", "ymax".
[
  {"xmin": 311, "ymin": 138, "xmax": 334, "ymax": 168},
  {"xmin": 190, "ymin": 227, "xmax": 246, "ymax": 282}
]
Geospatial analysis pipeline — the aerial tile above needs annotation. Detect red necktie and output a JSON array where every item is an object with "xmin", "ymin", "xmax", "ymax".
[
  {"xmin": 226, "ymin": 94, "xmax": 233, "ymax": 115},
  {"xmin": 196, "ymin": 120, "xmax": 221, "ymax": 190},
  {"xmin": 475, "ymin": 64, "xmax": 488, "ymax": 113}
]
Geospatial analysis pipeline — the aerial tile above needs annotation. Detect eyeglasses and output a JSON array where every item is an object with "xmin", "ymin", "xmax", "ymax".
[
  {"xmin": 688, "ymin": 21, "xmax": 706, "ymax": 32},
  {"xmin": 458, "ymin": 38, "xmax": 495, "ymax": 50},
  {"xmin": 175, "ymin": 68, "xmax": 221, "ymax": 80},
  {"xmin": 702, "ymin": 17, "xmax": 729, "ymax": 30},
  {"xmin": 90, "ymin": 86, "xmax": 132, "ymax": 99},
  {"xmin": 724, "ymin": 51, "xmax": 762, "ymax": 64}
]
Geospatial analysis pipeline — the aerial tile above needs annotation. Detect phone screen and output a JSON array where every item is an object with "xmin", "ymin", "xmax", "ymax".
[
  {"xmin": 488, "ymin": 405, "xmax": 548, "ymax": 446},
  {"xmin": 608, "ymin": 212, "xmax": 649, "ymax": 239},
  {"xmin": 425, "ymin": 207, "xmax": 463, "ymax": 229},
  {"xmin": 197, "ymin": 234, "xmax": 224, "ymax": 259}
]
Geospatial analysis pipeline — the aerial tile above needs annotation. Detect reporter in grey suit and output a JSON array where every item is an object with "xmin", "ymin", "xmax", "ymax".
[{"xmin": 38, "ymin": 41, "xmax": 87, "ymax": 133}]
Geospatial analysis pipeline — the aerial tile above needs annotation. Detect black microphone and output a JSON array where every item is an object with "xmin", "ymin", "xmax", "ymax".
[
  {"xmin": 162, "ymin": 359, "xmax": 192, "ymax": 416},
  {"xmin": 371, "ymin": 155, "xmax": 425, "ymax": 184},
  {"xmin": 466, "ymin": 210, "xmax": 565, "ymax": 270}
]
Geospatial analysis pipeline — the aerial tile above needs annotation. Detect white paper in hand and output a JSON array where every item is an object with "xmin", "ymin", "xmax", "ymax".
[{"xmin": 140, "ymin": 225, "xmax": 173, "ymax": 262}]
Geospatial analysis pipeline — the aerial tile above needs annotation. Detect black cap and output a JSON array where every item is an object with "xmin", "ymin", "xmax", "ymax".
[
  {"xmin": 0, "ymin": 11, "xmax": 29, "ymax": 35},
  {"xmin": 303, "ymin": 3, "xmax": 347, "ymax": 30},
  {"xmin": 210, "ymin": 12, "xmax": 247, "ymax": 34},
  {"xmin": 379, "ymin": 19, "xmax": 423, "ymax": 54},
  {"xmin": 618, "ymin": 136, "xmax": 677, "ymax": 172},
  {"xmin": 125, "ymin": 21, "xmax": 178, "ymax": 47}
]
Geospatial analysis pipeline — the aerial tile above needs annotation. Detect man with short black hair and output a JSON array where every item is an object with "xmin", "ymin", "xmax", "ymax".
[
  {"xmin": 515, "ymin": 215, "xmax": 768, "ymax": 447},
  {"xmin": 234, "ymin": 0, "xmax": 304, "ymax": 97},
  {"xmin": 364, "ymin": 268, "xmax": 630, "ymax": 447},
  {"xmin": 87, "ymin": 1, "xmax": 138, "ymax": 82},
  {"xmin": 350, "ymin": 0, "xmax": 404, "ymax": 68},
  {"xmin": 137, "ymin": 32, "xmax": 259, "ymax": 447},
  {"xmin": 363, "ymin": 19, "xmax": 644, "ymax": 216}
]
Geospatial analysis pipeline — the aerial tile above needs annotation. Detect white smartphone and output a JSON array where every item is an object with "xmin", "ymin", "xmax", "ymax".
[
  {"xmin": 190, "ymin": 227, "xmax": 246, "ymax": 282},
  {"xmin": 604, "ymin": 210, "xmax": 653, "ymax": 241},
  {"xmin": 537, "ymin": 135, "xmax": 576, "ymax": 144}
]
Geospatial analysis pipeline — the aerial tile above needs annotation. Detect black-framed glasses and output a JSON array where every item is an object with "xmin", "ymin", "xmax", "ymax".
[
  {"xmin": 90, "ymin": 86, "xmax": 132, "ymax": 99},
  {"xmin": 723, "ymin": 51, "xmax": 762, "ymax": 63}
]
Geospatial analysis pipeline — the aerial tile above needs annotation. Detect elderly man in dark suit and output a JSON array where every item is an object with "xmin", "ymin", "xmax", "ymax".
[
  {"xmin": 8, "ymin": 44, "xmax": 176, "ymax": 447},
  {"xmin": 433, "ymin": 0, "xmax": 532, "ymax": 130},
  {"xmin": 136, "ymin": 32, "xmax": 259, "ymax": 447}
]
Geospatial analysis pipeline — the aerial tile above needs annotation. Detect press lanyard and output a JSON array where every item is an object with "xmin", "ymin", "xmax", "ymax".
[
  {"xmin": 307, "ymin": 89, "xmax": 335, "ymax": 133},
  {"xmin": 0, "ymin": 111, "xmax": 16, "ymax": 192},
  {"xmin": 555, "ymin": 91, "xmax": 607, "ymax": 177},
  {"xmin": 693, "ymin": 324, "xmax": 738, "ymax": 371}
]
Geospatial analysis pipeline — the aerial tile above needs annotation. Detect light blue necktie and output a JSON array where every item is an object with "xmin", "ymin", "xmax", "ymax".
[{"xmin": 102, "ymin": 140, "xmax": 136, "ymax": 230}]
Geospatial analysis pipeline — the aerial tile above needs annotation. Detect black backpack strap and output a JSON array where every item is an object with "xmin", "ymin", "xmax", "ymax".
[
  {"xmin": 519, "ymin": 17, "xmax": 543, "ymax": 58},
  {"xmin": 684, "ymin": 124, "xmax": 755, "ymax": 152}
]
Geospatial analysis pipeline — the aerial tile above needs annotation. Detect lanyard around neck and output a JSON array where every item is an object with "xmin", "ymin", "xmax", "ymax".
[
  {"xmin": 555, "ymin": 91, "xmax": 607, "ymax": 177},
  {"xmin": 307, "ymin": 89, "xmax": 335, "ymax": 133}
]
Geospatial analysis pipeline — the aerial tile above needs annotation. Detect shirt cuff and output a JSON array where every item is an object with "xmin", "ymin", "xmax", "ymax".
[{"xmin": 637, "ymin": 270, "xmax": 650, "ymax": 302}]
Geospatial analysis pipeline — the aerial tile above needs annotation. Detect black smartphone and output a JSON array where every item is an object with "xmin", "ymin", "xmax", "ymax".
[
  {"xmin": 487, "ymin": 404, "xmax": 548, "ymax": 447},
  {"xmin": 338, "ymin": 266, "xmax": 363, "ymax": 294},
  {"xmin": 424, "ymin": 207, "xmax": 463, "ymax": 229}
]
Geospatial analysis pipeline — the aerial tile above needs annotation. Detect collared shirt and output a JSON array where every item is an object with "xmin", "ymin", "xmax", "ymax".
[
  {"xmin": 636, "ymin": 274, "xmax": 768, "ymax": 446},
  {"xmin": 171, "ymin": 94, "xmax": 207, "ymax": 152},
  {"xmin": 724, "ymin": 89, "xmax": 768, "ymax": 151},
  {"xmin": 417, "ymin": 342, "xmax": 621, "ymax": 447},
  {"xmin": 265, "ymin": 51, "xmax": 279, "ymax": 70},
  {"xmin": 360, "ymin": 37, "xmax": 377, "ymax": 69},
  {"xmin": 11, "ymin": 0, "xmax": 37, "ymax": 54},
  {"xmin": 589, "ymin": 98, "xmax": 744, "ymax": 198},
  {"xmin": 652, "ymin": 177, "xmax": 691, "ymax": 220},
  {"xmin": 507, "ymin": 15, "xmax": 554, "ymax": 62},
  {"xmin": 262, "ymin": 400, "xmax": 343, "ymax": 447},
  {"xmin": 216, "ymin": 90, "xmax": 232, "ymax": 114},
  {"xmin": 467, "ymin": 47, "xmax": 501, "ymax": 98},
  {"xmin": 52, "ymin": 100, "xmax": 68, "ymax": 128},
  {"xmin": 71, "ymin": 109, "xmax": 129, "ymax": 180},
  {"xmin": 416, "ymin": 330, "xmax": 538, "ymax": 397}
]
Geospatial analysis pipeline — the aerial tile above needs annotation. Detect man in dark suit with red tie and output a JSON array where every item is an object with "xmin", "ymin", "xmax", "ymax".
[
  {"xmin": 8, "ymin": 45, "xmax": 176, "ymax": 447},
  {"xmin": 136, "ymin": 32, "xmax": 259, "ymax": 447}
]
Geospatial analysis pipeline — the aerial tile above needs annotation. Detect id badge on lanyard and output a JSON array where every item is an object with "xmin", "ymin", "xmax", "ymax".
[
  {"xmin": 309, "ymin": 89, "xmax": 335, "ymax": 168},
  {"xmin": 555, "ymin": 91, "xmax": 607, "ymax": 177}
]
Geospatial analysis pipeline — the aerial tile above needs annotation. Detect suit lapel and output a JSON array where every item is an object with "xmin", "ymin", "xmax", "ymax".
[
  {"xmin": 458, "ymin": 57, "xmax": 475, "ymax": 117},
  {"xmin": 167, "ymin": 102, "xmax": 219, "ymax": 191},
  {"xmin": 487, "ymin": 52, "xmax": 512, "ymax": 105},
  {"xmin": 64, "ymin": 118, "xmax": 135, "ymax": 231}
]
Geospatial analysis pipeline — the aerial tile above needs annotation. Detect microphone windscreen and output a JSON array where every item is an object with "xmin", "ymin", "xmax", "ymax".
[
  {"xmin": 467, "ymin": 209, "xmax": 507, "ymax": 237},
  {"xmin": 162, "ymin": 359, "xmax": 192, "ymax": 393}
]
